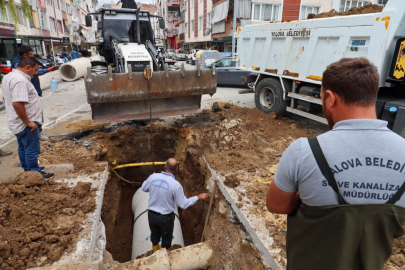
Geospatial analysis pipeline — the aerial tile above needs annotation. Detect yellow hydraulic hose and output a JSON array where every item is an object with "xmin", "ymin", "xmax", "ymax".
[{"xmin": 113, "ymin": 161, "xmax": 180, "ymax": 170}]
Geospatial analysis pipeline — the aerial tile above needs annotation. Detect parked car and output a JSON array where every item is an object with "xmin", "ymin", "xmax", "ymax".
[
  {"xmin": 173, "ymin": 49, "xmax": 187, "ymax": 61},
  {"xmin": 186, "ymin": 49, "xmax": 201, "ymax": 65},
  {"xmin": 204, "ymin": 57, "xmax": 258, "ymax": 89},
  {"xmin": 37, "ymin": 57, "xmax": 53, "ymax": 68},
  {"xmin": 165, "ymin": 49, "xmax": 175, "ymax": 59}
]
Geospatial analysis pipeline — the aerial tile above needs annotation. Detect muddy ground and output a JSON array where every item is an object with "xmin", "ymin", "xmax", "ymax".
[
  {"xmin": 5, "ymin": 103, "xmax": 404, "ymax": 269},
  {"xmin": 308, "ymin": 3, "xmax": 383, "ymax": 19},
  {"xmin": 0, "ymin": 172, "xmax": 96, "ymax": 269}
]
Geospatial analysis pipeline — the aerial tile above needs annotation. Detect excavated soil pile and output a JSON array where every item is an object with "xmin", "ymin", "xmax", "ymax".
[
  {"xmin": 308, "ymin": 4, "xmax": 383, "ymax": 19},
  {"xmin": 0, "ymin": 171, "xmax": 96, "ymax": 270}
]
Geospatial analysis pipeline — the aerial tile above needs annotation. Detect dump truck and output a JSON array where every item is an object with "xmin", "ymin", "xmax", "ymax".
[
  {"xmin": 235, "ymin": 0, "xmax": 405, "ymax": 136},
  {"xmin": 84, "ymin": 1, "xmax": 217, "ymax": 124}
]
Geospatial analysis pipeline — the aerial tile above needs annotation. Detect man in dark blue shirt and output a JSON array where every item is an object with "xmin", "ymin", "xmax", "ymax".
[
  {"xmin": 70, "ymin": 49, "xmax": 79, "ymax": 60},
  {"xmin": 12, "ymin": 45, "xmax": 58, "ymax": 97}
]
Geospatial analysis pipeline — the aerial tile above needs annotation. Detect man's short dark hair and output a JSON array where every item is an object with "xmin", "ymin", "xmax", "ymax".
[
  {"xmin": 18, "ymin": 45, "xmax": 33, "ymax": 56},
  {"xmin": 322, "ymin": 57, "xmax": 379, "ymax": 107},
  {"xmin": 166, "ymin": 160, "xmax": 178, "ymax": 172},
  {"xmin": 17, "ymin": 57, "xmax": 40, "ymax": 68}
]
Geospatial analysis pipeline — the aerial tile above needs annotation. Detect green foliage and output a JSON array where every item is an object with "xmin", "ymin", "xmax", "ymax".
[
  {"xmin": 8, "ymin": 0, "xmax": 20, "ymax": 25},
  {"xmin": 21, "ymin": 0, "xmax": 31, "ymax": 18},
  {"xmin": 0, "ymin": 0, "xmax": 7, "ymax": 18}
]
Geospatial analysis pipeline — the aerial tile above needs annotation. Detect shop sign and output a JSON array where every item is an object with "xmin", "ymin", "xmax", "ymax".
[
  {"xmin": 62, "ymin": 37, "xmax": 71, "ymax": 44},
  {"xmin": 0, "ymin": 22, "xmax": 15, "ymax": 37},
  {"xmin": 38, "ymin": 0, "xmax": 47, "ymax": 10}
]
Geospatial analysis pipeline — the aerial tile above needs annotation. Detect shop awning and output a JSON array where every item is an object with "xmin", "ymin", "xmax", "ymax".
[{"xmin": 211, "ymin": 1, "xmax": 229, "ymax": 23}]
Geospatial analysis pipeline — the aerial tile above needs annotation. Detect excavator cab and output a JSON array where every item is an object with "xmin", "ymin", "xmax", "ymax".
[{"xmin": 84, "ymin": 6, "xmax": 217, "ymax": 124}]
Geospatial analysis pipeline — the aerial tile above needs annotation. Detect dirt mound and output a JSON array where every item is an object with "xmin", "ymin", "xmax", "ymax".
[
  {"xmin": 224, "ymin": 174, "xmax": 240, "ymax": 188},
  {"xmin": 308, "ymin": 4, "xmax": 383, "ymax": 19},
  {"xmin": 13, "ymin": 171, "xmax": 45, "ymax": 187},
  {"xmin": 0, "ymin": 175, "xmax": 96, "ymax": 270}
]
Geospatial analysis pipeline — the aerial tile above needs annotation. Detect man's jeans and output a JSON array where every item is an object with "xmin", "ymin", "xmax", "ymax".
[{"xmin": 15, "ymin": 124, "xmax": 41, "ymax": 172}]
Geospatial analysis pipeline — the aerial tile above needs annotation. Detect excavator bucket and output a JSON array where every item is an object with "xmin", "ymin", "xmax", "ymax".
[{"xmin": 84, "ymin": 64, "xmax": 217, "ymax": 124}]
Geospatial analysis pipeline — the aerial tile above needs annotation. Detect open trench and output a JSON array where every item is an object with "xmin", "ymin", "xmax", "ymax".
[{"xmin": 99, "ymin": 127, "xmax": 209, "ymax": 263}]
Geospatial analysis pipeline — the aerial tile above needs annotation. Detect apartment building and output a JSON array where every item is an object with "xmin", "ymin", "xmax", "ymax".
[
  {"xmin": 0, "ymin": 0, "xmax": 97, "ymax": 62},
  {"xmin": 156, "ymin": 0, "xmax": 180, "ymax": 49},
  {"xmin": 176, "ymin": 0, "xmax": 385, "ymax": 52}
]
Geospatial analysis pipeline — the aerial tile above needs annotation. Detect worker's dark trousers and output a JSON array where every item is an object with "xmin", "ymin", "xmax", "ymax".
[{"xmin": 148, "ymin": 210, "xmax": 175, "ymax": 249}]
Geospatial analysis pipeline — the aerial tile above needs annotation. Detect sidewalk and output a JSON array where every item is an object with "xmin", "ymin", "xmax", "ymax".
[{"xmin": 0, "ymin": 70, "xmax": 62, "ymax": 111}]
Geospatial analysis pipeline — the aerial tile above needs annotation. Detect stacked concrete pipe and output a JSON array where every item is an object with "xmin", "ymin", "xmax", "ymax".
[{"xmin": 59, "ymin": 58, "xmax": 91, "ymax": 82}]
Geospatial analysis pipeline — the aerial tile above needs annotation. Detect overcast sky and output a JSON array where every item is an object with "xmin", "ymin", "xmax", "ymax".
[{"xmin": 97, "ymin": 0, "xmax": 155, "ymax": 8}]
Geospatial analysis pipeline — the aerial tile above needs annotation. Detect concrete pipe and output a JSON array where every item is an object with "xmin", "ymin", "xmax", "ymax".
[
  {"xmin": 131, "ymin": 189, "xmax": 185, "ymax": 260},
  {"xmin": 59, "ymin": 58, "xmax": 91, "ymax": 82}
]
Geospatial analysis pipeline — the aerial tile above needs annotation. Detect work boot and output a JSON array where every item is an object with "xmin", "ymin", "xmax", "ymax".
[
  {"xmin": 40, "ymin": 134, "xmax": 49, "ymax": 141},
  {"xmin": 40, "ymin": 166, "xmax": 46, "ymax": 172},
  {"xmin": 152, "ymin": 244, "xmax": 161, "ymax": 253},
  {"xmin": 41, "ymin": 172, "xmax": 54, "ymax": 180},
  {"xmin": 0, "ymin": 149, "xmax": 12, "ymax": 157}
]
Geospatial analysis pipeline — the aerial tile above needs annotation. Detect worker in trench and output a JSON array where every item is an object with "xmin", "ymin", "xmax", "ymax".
[
  {"xmin": 266, "ymin": 57, "xmax": 405, "ymax": 270},
  {"xmin": 142, "ymin": 158, "xmax": 209, "ymax": 252}
]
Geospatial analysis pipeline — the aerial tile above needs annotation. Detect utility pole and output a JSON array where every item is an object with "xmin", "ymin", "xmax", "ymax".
[{"xmin": 231, "ymin": 0, "xmax": 237, "ymax": 55}]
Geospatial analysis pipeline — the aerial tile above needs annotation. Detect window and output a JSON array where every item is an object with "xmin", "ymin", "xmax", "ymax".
[
  {"xmin": 0, "ymin": 7, "xmax": 8, "ymax": 21},
  {"xmin": 54, "ymin": 0, "xmax": 59, "ymax": 9},
  {"xmin": 57, "ymin": 20, "xmax": 63, "ymax": 33},
  {"xmin": 199, "ymin": 0, "xmax": 202, "ymax": 3},
  {"xmin": 29, "ymin": 15, "xmax": 35, "ymax": 28},
  {"xmin": 185, "ymin": 22, "xmax": 188, "ymax": 33},
  {"xmin": 198, "ymin": 16, "xmax": 202, "ymax": 30},
  {"xmin": 190, "ymin": 0, "xmax": 194, "ymax": 9},
  {"xmin": 50, "ymin": 17, "xmax": 56, "ymax": 31},
  {"xmin": 66, "ymin": 4, "xmax": 71, "ymax": 13},
  {"xmin": 215, "ymin": 58, "xmax": 232, "ymax": 67},
  {"xmin": 191, "ymin": 20, "xmax": 194, "ymax": 31},
  {"xmin": 17, "ymin": 7, "xmax": 25, "ymax": 24},
  {"xmin": 300, "ymin": 6, "xmax": 320, "ymax": 19},
  {"xmin": 40, "ymin": 10, "xmax": 48, "ymax": 29},
  {"xmin": 206, "ymin": 13, "xmax": 211, "ymax": 28},
  {"xmin": 339, "ymin": 0, "xmax": 371, "ymax": 12},
  {"xmin": 252, "ymin": 3, "xmax": 280, "ymax": 21},
  {"xmin": 47, "ymin": 0, "xmax": 52, "ymax": 5},
  {"xmin": 71, "ymin": 5, "xmax": 76, "ymax": 18}
]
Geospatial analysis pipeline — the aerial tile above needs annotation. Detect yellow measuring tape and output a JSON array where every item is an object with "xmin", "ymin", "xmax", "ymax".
[{"xmin": 113, "ymin": 161, "xmax": 180, "ymax": 170}]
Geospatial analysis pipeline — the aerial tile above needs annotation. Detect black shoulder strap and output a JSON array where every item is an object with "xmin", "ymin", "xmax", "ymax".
[
  {"xmin": 386, "ymin": 181, "xmax": 405, "ymax": 205},
  {"xmin": 308, "ymin": 138, "xmax": 348, "ymax": 205}
]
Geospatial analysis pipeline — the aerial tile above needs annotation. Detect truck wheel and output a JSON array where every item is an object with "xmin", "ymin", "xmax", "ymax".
[{"xmin": 255, "ymin": 78, "xmax": 286, "ymax": 116}]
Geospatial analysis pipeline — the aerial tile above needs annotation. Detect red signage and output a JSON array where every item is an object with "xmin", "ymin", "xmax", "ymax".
[{"xmin": 0, "ymin": 22, "xmax": 15, "ymax": 37}]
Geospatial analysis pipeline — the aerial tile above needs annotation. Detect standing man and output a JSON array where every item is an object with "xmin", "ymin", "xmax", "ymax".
[
  {"xmin": 70, "ymin": 48, "xmax": 79, "ymax": 60},
  {"xmin": 142, "ymin": 158, "xmax": 209, "ymax": 251},
  {"xmin": 12, "ymin": 45, "xmax": 58, "ymax": 98},
  {"xmin": 266, "ymin": 57, "xmax": 405, "ymax": 270},
  {"xmin": 2, "ymin": 57, "xmax": 54, "ymax": 179},
  {"xmin": 12, "ymin": 45, "xmax": 58, "ymax": 141}
]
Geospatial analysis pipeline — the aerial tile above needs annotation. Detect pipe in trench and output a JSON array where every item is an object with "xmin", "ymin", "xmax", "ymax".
[
  {"xmin": 131, "ymin": 189, "xmax": 185, "ymax": 260},
  {"xmin": 124, "ymin": 243, "xmax": 213, "ymax": 270},
  {"xmin": 59, "ymin": 58, "xmax": 91, "ymax": 82}
]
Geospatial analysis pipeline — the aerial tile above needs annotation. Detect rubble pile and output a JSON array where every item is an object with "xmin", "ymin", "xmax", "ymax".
[{"xmin": 0, "ymin": 172, "xmax": 96, "ymax": 270}]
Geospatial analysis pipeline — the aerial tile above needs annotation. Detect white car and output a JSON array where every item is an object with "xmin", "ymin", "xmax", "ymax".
[{"xmin": 186, "ymin": 49, "xmax": 201, "ymax": 65}]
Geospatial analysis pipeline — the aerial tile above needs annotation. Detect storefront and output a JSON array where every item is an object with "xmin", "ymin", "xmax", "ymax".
[
  {"xmin": 0, "ymin": 22, "xmax": 17, "ymax": 62},
  {"xmin": 17, "ymin": 38, "xmax": 45, "ymax": 57}
]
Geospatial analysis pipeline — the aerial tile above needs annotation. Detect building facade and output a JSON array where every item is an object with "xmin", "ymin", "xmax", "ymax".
[
  {"xmin": 0, "ymin": 0, "xmax": 97, "ymax": 62},
  {"xmin": 157, "ymin": 0, "xmax": 180, "ymax": 49},
  {"xmin": 174, "ymin": 0, "xmax": 385, "ymax": 52}
]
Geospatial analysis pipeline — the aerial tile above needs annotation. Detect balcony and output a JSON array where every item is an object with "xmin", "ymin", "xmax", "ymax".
[
  {"xmin": 166, "ymin": 0, "xmax": 179, "ymax": 7},
  {"xmin": 167, "ymin": 11, "xmax": 178, "ymax": 22}
]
